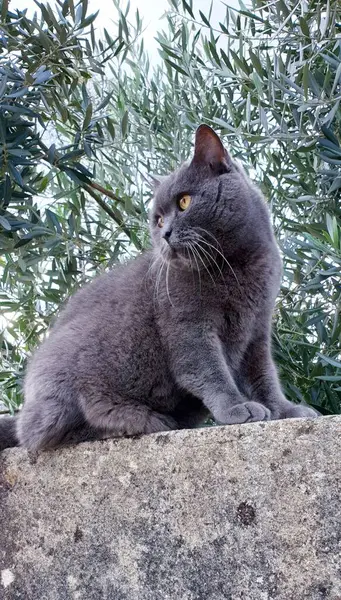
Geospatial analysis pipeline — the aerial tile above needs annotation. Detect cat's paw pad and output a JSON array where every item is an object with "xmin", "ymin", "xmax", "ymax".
[
  {"xmin": 283, "ymin": 404, "xmax": 319, "ymax": 419},
  {"xmin": 221, "ymin": 401, "xmax": 271, "ymax": 425},
  {"xmin": 145, "ymin": 412, "xmax": 178, "ymax": 434}
]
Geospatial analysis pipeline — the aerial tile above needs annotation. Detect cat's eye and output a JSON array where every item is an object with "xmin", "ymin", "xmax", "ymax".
[
  {"xmin": 178, "ymin": 194, "xmax": 191, "ymax": 211},
  {"xmin": 157, "ymin": 216, "xmax": 164, "ymax": 228}
]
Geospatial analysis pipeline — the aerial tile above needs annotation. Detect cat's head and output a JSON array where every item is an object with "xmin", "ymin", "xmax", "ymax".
[{"xmin": 150, "ymin": 125, "xmax": 269, "ymax": 265}]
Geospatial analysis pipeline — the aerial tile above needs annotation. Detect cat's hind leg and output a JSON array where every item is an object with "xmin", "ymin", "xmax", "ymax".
[
  {"xmin": 79, "ymin": 392, "xmax": 178, "ymax": 438},
  {"xmin": 17, "ymin": 387, "xmax": 85, "ymax": 452},
  {"xmin": 18, "ymin": 393, "xmax": 178, "ymax": 451}
]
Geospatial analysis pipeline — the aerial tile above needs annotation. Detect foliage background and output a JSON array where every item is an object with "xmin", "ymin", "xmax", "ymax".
[{"xmin": 0, "ymin": 0, "xmax": 340, "ymax": 415}]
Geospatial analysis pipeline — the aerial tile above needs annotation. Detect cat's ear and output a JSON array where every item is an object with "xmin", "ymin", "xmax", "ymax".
[
  {"xmin": 148, "ymin": 173, "xmax": 168, "ymax": 190},
  {"xmin": 192, "ymin": 124, "xmax": 230, "ymax": 174}
]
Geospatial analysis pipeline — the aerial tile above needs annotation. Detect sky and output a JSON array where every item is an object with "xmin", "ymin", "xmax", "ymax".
[{"xmin": 11, "ymin": 0, "xmax": 239, "ymax": 57}]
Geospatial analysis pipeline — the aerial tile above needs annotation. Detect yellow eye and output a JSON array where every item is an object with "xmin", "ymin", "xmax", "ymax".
[
  {"xmin": 157, "ymin": 216, "xmax": 164, "ymax": 228},
  {"xmin": 179, "ymin": 194, "xmax": 191, "ymax": 211}
]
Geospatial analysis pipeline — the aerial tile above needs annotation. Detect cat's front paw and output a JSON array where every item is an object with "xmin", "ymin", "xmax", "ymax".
[
  {"xmin": 283, "ymin": 404, "xmax": 319, "ymax": 419},
  {"xmin": 218, "ymin": 401, "xmax": 271, "ymax": 425}
]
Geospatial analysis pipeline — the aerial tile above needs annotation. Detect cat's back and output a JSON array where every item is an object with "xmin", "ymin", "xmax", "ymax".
[
  {"xmin": 25, "ymin": 249, "xmax": 161, "ymax": 392},
  {"xmin": 55, "ymin": 250, "xmax": 154, "ymax": 329}
]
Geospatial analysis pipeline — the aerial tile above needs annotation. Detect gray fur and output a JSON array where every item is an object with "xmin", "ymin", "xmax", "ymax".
[
  {"xmin": 0, "ymin": 416, "xmax": 18, "ymax": 450},
  {"xmin": 0, "ymin": 125, "xmax": 317, "ymax": 452}
]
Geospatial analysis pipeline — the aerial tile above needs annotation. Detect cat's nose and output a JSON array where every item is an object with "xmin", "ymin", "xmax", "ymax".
[{"xmin": 163, "ymin": 229, "xmax": 172, "ymax": 243}]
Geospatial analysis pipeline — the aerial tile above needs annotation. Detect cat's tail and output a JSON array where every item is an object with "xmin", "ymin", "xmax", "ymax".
[{"xmin": 0, "ymin": 416, "xmax": 19, "ymax": 451}]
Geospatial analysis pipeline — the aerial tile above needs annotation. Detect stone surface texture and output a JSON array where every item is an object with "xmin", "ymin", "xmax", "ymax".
[{"xmin": 0, "ymin": 416, "xmax": 340, "ymax": 600}]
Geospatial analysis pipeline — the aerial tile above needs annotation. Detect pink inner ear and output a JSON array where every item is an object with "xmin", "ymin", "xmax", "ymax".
[{"xmin": 193, "ymin": 124, "xmax": 227, "ymax": 167}]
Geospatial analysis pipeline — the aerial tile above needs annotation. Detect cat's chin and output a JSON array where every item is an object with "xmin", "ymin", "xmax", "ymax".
[
  {"xmin": 156, "ymin": 246, "xmax": 193, "ymax": 270},
  {"xmin": 171, "ymin": 253, "xmax": 192, "ymax": 269}
]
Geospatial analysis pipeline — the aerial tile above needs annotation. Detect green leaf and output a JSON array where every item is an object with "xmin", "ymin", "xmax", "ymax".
[
  {"xmin": 238, "ymin": 9, "xmax": 265, "ymax": 24},
  {"xmin": 47, "ymin": 144, "xmax": 56, "ymax": 164},
  {"xmin": 81, "ymin": 0, "xmax": 88, "ymax": 21},
  {"xmin": 329, "ymin": 177, "xmax": 341, "ymax": 193},
  {"xmin": 230, "ymin": 50, "xmax": 249, "ymax": 74},
  {"xmin": 106, "ymin": 118, "xmax": 116, "ymax": 140},
  {"xmin": 90, "ymin": 23, "xmax": 96, "ymax": 49},
  {"xmin": 0, "ymin": 75, "xmax": 8, "ymax": 98},
  {"xmin": 120, "ymin": 10, "xmax": 130, "ymax": 39},
  {"xmin": 199, "ymin": 10, "xmax": 210, "ymax": 27},
  {"xmin": 315, "ymin": 376, "xmax": 341, "ymax": 382},
  {"xmin": 209, "ymin": 41, "xmax": 221, "ymax": 67},
  {"xmin": 319, "ymin": 153, "xmax": 341, "ymax": 165},
  {"xmin": 317, "ymin": 354, "xmax": 341, "ymax": 369},
  {"xmin": 249, "ymin": 50, "xmax": 263, "ymax": 77},
  {"xmin": 8, "ymin": 163, "xmax": 24, "ymax": 187},
  {"xmin": 78, "ymin": 11, "xmax": 99, "ymax": 29},
  {"xmin": 45, "ymin": 209, "xmax": 62, "ymax": 234},
  {"xmin": 299, "ymin": 17, "xmax": 310, "ymax": 38},
  {"xmin": 321, "ymin": 125, "xmax": 339, "ymax": 146},
  {"xmin": 0, "ymin": 216, "xmax": 11, "ymax": 231},
  {"xmin": 220, "ymin": 49, "xmax": 233, "ymax": 71},
  {"xmin": 0, "ymin": 104, "xmax": 38, "ymax": 118},
  {"xmin": 212, "ymin": 117, "xmax": 233, "ymax": 129},
  {"xmin": 83, "ymin": 103, "xmax": 93, "ymax": 130},
  {"xmin": 1, "ymin": 0, "xmax": 8, "ymax": 20},
  {"xmin": 326, "ymin": 214, "xmax": 339, "ymax": 247},
  {"xmin": 165, "ymin": 59, "xmax": 188, "ymax": 76},
  {"xmin": 182, "ymin": 0, "xmax": 194, "ymax": 18},
  {"xmin": 114, "ymin": 41, "xmax": 125, "ymax": 57},
  {"xmin": 302, "ymin": 63, "xmax": 309, "ymax": 100},
  {"xmin": 318, "ymin": 138, "xmax": 341, "ymax": 155},
  {"xmin": 121, "ymin": 111, "xmax": 129, "ymax": 138},
  {"xmin": 323, "ymin": 100, "xmax": 340, "ymax": 125},
  {"xmin": 96, "ymin": 91, "xmax": 114, "ymax": 112},
  {"xmin": 331, "ymin": 61, "xmax": 341, "ymax": 96}
]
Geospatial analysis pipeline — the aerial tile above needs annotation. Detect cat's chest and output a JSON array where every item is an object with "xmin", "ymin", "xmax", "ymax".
[
  {"xmin": 219, "ymin": 297, "xmax": 255, "ymax": 342},
  {"xmin": 214, "ymin": 277, "xmax": 264, "ymax": 342},
  {"xmin": 218, "ymin": 261, "xmax": 273, "ymax": 317}
]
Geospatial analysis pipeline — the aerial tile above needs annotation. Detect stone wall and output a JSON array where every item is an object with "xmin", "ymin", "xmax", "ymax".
[{"xmin": 1, "ymin": 416, "xmax": 340, "ymax": 599}]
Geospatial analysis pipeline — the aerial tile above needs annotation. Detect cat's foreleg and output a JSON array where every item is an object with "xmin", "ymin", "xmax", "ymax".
[
  {"xmin": 241, "ymin": 335, "xmax": 318, "ymax": 419},
  {"xmin": 169, "ymin": 327, "xmax": 268, "ymax": 424}
]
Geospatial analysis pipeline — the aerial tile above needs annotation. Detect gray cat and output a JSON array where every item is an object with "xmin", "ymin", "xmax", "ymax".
[{"xmin": 0, "ymin": 125, "xmax": 317, "ymax": 452}]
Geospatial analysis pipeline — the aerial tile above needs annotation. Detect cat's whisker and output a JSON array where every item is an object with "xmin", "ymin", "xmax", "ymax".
[
  {"xmin": 152, "ymin": 263, "xmax": 160, "ymax": 304},
  {"xmin": 191, "ymin": 241, "xmax": 214, "ymax": 288},
  {"xmin": 192, "ymin": 240, "xmax": 225, "ymax": 284},
  {"xmin": 187, "ymin": 242, "xmax": 202, "ymax": 295},
  {"xmin": 193, "ymin": 226, "xmax": 225, "ymax": 254},
  {"xmin": 152, "ymin": 255, "xmax": 160, "ymax": 284},
  {"xmin": 193, "ymin": 229, "xmax": 236, "ymax": 281},
  {"xmin": 191, "ymin": 239, "xmax": 217, "ymax": 272},
  {"xmin": 165, "ymin": 261, "xmax": 174, "ymax": 307},
  {"xmin": 193, "ymin": 233, "xmax": 241, "ymax": 290},
  {"xmin": 192, "ymin": 233, "xmax": 224, "ymax": 273},
  {"xmin": 191, "ymin": 240, "xmax": 217, "ymax": 287},
  {"xmin": 159, "ymin": 260, "xmax": 167, "ymax": 300},
  {"xmin": 148, "ymin": 254, "xmax": 162, "ymax": 302},
  {"xmin": 185, "ymin": 246, "xmax": 192, "ymax": 270},
  {"xmin": 185, "ymin": 246, "xmax": 197, "ymax": 291},
  {"xmin": 147, "ymin": 253, "xmax": 161, "ymax": 282},
  {"xmin": 154, "ymin": 257, "xmax": 166, "ymax": 305}
]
